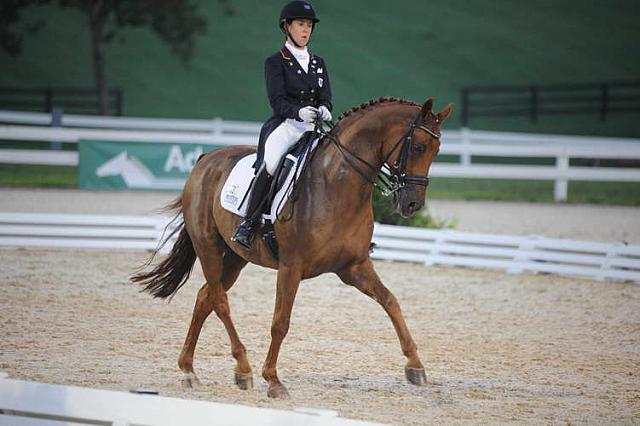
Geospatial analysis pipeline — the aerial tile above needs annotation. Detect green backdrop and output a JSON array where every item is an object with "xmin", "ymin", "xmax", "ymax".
[{"xmin": 2, "ymin": 1, "xmax": 639, "ymax": 136}]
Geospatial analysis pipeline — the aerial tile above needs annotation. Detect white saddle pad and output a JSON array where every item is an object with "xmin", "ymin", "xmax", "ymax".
[{"xmin": 220, "ymin": 138, "xmax": 318, "ymax": 222}]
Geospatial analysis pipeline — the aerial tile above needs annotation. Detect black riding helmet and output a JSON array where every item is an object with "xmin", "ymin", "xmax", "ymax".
[
  {"xmin": 279, "ymin": 1, "xmax": 319, "ymax": 47},
  {"xmin": 279, "ymin": 1, "xmax": 319, "ymax": 28}
]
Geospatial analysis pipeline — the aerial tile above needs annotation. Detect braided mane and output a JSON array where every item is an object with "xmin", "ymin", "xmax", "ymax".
[{"xmin": 333, "ymin": 97, "xmax": 419, "ymax": 132}]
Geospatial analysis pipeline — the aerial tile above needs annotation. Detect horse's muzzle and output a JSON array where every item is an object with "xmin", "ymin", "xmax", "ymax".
[{"xmin": 395, "ymin": 187, "xmax": 425, "ymax": 218}]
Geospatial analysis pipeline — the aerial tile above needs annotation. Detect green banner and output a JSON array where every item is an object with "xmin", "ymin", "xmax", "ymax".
[{"xmin": 78, "ymin": 140, "xmax": 224, "ymax": 190}]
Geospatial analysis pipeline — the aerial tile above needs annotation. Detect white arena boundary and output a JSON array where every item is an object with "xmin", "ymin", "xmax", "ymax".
[
  {"xmin": 0, "ymin": 375, "xmax": 383, "ymax": 426},
  {"xmin": 0, "ymin": 212, "xmax": 638, "ymax": 283}
]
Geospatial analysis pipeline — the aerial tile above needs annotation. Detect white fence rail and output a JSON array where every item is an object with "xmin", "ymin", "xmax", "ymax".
[
  {"xmin": 1, "ymin": 212, "xmax": 638, "ymax": 283},
  {"xmin": 0, "ymin": 109, "xmax": 262, "ymax": 134},
  {"xmin": 1, "ymin": 110, "xmax": 640, "ymax": 201},
  {"xmin": 0, "ymin": 124, "xmax": 256, "ymax": 145},
  {"xmin": 0, "ymin": 376, "xmax": 382, "ymax": 426},
  {"xmin": 0, "ymin": 212, "xmax": 167, "ymax": 251},
  {"xmin": 373, "ymin": 223, "xmax": 640, "ymax": 283}
]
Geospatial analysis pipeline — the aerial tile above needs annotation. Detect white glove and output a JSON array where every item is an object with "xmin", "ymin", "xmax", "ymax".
[
  {"xmin": 298, "ymin": 106, "xmax": 318, "ymax": 123},
  {"xmin": 318, "ymin": 105, "xmax": 332, "ymax": 121}
]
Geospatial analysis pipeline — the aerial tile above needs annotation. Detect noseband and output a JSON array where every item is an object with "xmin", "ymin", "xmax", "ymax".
[{"xmin": 318, "ymin": 112, "xmax": 441, "ymax": 196}]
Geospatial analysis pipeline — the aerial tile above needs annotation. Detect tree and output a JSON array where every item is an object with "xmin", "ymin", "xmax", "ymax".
[
  {"xmin": 1, "ymin": 0, "xmax": 207, "ymax": 115},
  {"xmin": 0, "ymin": 0, "xmax": 49, "ymax": 56}
]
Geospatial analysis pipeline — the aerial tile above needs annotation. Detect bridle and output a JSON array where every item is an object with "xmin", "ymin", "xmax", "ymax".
[{"xmin": 317, "ymin": 112, "xmax": 441, "ymax": 196}]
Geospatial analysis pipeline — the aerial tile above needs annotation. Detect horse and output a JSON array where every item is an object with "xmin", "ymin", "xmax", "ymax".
[{"xmin": 131, "ymin": 97, "xmax": 453, "ymax": 398}]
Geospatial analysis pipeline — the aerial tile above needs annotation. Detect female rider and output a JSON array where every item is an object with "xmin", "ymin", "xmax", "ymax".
[{"xmin": 232, "ymin": 0, "xmax": 332, "ymax": 248}]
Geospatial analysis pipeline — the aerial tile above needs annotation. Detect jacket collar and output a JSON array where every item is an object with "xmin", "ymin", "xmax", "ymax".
[{"xmin": 280, "ymin": 45, "xmax": 315, "ymax": 61}]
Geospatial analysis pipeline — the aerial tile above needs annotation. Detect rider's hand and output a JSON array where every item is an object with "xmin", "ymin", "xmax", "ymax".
[
  {"xmin": 298, "ymin": 106, "xmax": 318, "ymax": 123},
  {"xmin": 318, "ymin": 105, "xmax": 332, "ymax": 122}
]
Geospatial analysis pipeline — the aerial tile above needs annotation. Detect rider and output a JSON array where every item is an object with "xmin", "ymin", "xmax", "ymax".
[{"xmin": 231, "ymin": 0, "xmax": 333, "ymax": 249}]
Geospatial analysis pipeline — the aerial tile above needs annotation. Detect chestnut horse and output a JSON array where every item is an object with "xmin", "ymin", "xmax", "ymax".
[{"xmin": 131, "ymin": 97, "xmax": 453, "ymax": 398}]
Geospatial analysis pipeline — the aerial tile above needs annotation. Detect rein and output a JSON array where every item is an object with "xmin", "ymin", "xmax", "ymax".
[{"xmin": 317, "ymin": 112, "xmax": 441, "ymax": 196}]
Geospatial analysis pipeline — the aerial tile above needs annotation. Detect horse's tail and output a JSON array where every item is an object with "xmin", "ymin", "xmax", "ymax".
[{"xmin": 130, "ymin": 195, "xmax": 197, "ymax": 299}]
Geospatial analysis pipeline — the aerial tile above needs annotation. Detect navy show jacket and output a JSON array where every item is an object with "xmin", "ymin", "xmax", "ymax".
[
  {"xmin": 266, "ymin": 46, "xmax": 332, "ymax": 118},
  {"xmin": 254, "ymin": 46, "xmax": 333, "ymax": 169}
]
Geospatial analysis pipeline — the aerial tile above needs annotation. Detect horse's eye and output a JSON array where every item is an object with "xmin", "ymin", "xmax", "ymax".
[{"xmin": 412, "ymin": 144, "xmax": 426, "ymax": 153}]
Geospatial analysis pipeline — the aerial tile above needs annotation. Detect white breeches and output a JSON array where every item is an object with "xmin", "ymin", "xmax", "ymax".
[{"xmin": 263, "ymin": 119, "xmax": 314, "ymax": 175}]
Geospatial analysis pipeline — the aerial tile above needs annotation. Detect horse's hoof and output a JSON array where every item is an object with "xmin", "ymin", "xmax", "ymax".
[
  {"xmin": 405, "ymin": 366, "xmax": 427, "ymax": 386},
  {"xmin": 234, "ymin": 371, "xmax": 253, "ymax": 390},
  {"xmin": 181, "ymin": 372, "xmax": 201, "ymax": 389},
  {"xmin": 267, "ymin": 384, "xmax": 290, "ymax": 399}
]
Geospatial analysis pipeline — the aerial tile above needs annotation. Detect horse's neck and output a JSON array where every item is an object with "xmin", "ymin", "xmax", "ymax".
[
  {"xmin": 312, "ymin": 106, "xmax": 409, "ymax": 208},
  {"xmin": 323, "ymin": 106, "xmax": 410, "ymax": 185}
]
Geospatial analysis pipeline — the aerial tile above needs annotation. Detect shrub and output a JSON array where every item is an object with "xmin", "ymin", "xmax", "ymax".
[{"xmin": 372, "ymin": 191, "xmax": 455, "ymax": 229}]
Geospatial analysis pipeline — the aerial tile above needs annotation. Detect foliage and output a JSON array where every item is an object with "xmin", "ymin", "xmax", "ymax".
[
  {"xmin": 428, "ymin": 178, "xmax": 555, "ymax": 203},
  {"xmin": 0, "ymin": 0, "xmax": 49, "ymax": 55},
  {"xmin": 1, "ymin": 0, "xmax": 207, "ymax": 60},
  {"xmin": 0, "ymin": 164, "xmax": 77, "ymax": 187},
  {"xmin": 429, "ymin": 177, "xmax": 640, "ymax": 206},
  {"xmin": 1, "ymin": 0, "xmax": 207, "ymax": 114},
  {"xmin": 372, "ymin": 191, "xmax": 456, "ymax": 229}
]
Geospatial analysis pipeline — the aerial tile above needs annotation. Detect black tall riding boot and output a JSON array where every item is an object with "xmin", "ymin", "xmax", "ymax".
[{"xmin": 231, "ymin": 168, "xmax": 273, "ymax": 249}]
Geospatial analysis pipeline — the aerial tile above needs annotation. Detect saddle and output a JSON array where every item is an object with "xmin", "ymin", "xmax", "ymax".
[
  {"xmin": 259, "ymin": 131, "xmax": 317, "ymax": 213},
  {"xmin": 220, "ymin": 130, "xmax": 320, "ymax": 259}
]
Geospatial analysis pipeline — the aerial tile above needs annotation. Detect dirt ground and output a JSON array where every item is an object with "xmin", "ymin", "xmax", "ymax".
[
  {"xmin": 1, "ymin": 188, "xmax": 639, "ymax": 424},
  {"xmin": 1, "ymin": 247, "xmax": 639, "ymax": 425}
]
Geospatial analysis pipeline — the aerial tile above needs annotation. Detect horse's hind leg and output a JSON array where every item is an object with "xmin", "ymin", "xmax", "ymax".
[
  {"xmin": 337, "ymin": 258, "xmax": 427, "ymax": 386},
  {"xmin": 177, "ymin": 241, "xmax": 251, "ymax": 389}
]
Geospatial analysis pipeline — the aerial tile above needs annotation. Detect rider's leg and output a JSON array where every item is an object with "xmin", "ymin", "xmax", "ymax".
[
  {"xmin": 231, "ymin": 165, "xmax": 273, "ymax": 248},
  {"xmin": 263, "ymin": 120, "xmax": 307, "ymax": 175},
  {"xmin": 231, "ymin": 121, "xmax": 304, "ymax": 249}
]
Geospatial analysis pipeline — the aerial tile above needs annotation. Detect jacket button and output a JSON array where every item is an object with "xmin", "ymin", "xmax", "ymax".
[
  {"xmin": 300, "ymin": 90, "xmax": 305, "ymax": 94},
  {"xmin": 310, "ymin": 97, "xmax": 315, "ymax": 101},
  {"xmin": 311, "ymin": 89, "xmax": 315, "ymax": 93}
]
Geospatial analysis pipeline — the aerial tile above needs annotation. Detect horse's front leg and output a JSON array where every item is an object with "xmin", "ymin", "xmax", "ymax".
[
  {"xmin": 261, "ymin": 265, "xmax": 302, "ymax": 398},
  {"xmin": 338, "ymin": 258, "xmax": 427, "ymax": 385}
]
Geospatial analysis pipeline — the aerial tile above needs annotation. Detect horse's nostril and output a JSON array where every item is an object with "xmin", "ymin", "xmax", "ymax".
[{"xmin": 408, "ymin": 202, "xmax": 417, "ymax": 211}]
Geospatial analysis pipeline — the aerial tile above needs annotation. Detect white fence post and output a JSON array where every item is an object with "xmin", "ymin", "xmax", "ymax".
[
  {"xmin": 212, "ymin": 116, "xmax": 223, "ymax": 137},
  {"xmin": 508, "ymin": 235, "xmax": 537, "ymax": 274},
  {"xmin": 460, "ymin": 127, "xmax": 472, "ymax": 167},
  {"xmin": 50, "ymin": 107, "xmax": 63, "ymax": 151},
  {"xmin": 554, "ymin": 153, "xmax": 569, "ymax": 201}
]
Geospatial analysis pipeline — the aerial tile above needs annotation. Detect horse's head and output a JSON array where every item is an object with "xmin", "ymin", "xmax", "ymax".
[{"xmin": 384, "ymin": 98, "xmax": 453, "ymax": 217}]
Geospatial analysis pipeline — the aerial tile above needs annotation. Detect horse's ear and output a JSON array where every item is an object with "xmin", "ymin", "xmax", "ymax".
[
  {"xmin": 421, "ymin": 98, "xmax": 434, "ymax": 117},
  {"xmin": 437, "ymin": 103, "xmax": 454, "ymax": 122}
]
